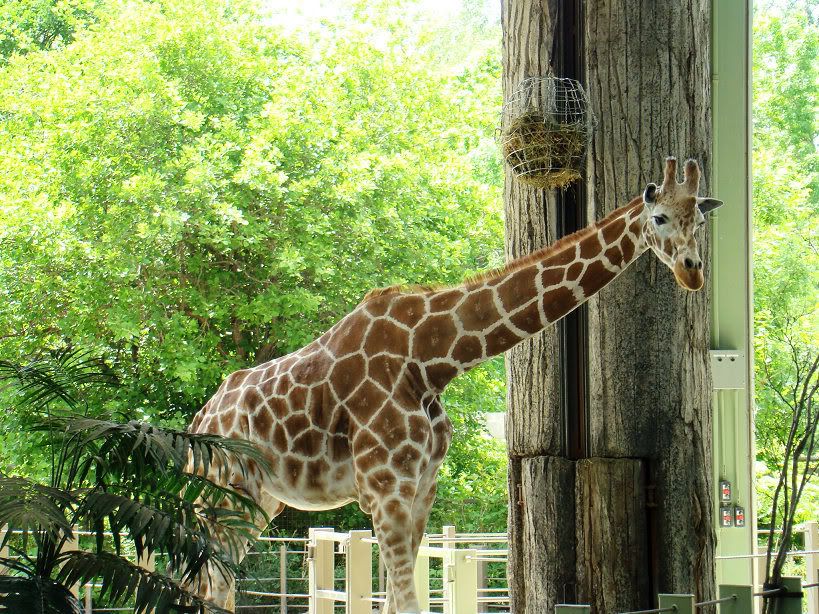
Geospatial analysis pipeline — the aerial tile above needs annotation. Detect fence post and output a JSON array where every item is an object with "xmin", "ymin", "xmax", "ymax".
[
  {"xmin": 61, "ymin": 526, "xmax": 81, "ymax": 598},
  {"xmin": 806, "ymin": 522, "xmax": 819, "ymax": 614},
  {"xmin": 84, "ymin": 584, "xmax": 93, "ymax": 614},
  {"xmin": 451, "ymin": 549, "xmax": 477, "ymax": 614},
  {"xmin": 414, "ymin": 535, "xmax": 430, "ymax": 611},
  {"xmin": 756, "ymin": 542, "xmax": 769, "ymax": 614},
  {"xmin": 555, "ymin": 606, "xmax": 591, "ymax": 614},
  {"xmin": 137, "ymin": 550, "xmax": 155, "ymax": 614},
  {"xmin": 346, "ymin": 530, "xmax": 373, "ymax": 614},
  {"xmin": 442, "ymin": 525, "xmax": 456, "ymax": 614},
  {"xmin": 777, "ymin": 576, "xmax": 803, "ymax": 614},
  {"xmin": 657, "ymin": 594, "xmax": 694, "ymax": 614},
  {"xmin": 0, "ymin": 525, "xmax": 8, "ymax": 574},
  {"xmin": 308, "ymin": 528, "xmax": 334, "ymax": 614},
  {"xmin": 280, "ymin": 543, "xmax": 288, "ymax": 614},
  {"xmin": 718, "ymin": 584, "xmax": 753, "ymax": 614}
]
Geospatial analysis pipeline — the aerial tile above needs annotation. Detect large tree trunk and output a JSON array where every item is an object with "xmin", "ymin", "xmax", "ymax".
[
  {"xmin": 583, "ymin": 0, "xmax": 716, "ymax": 603},
  {"xmin": 501, "ymin": 1, "xmax": 565, "ymax": 612},
  {"xmin": 503, "ymin": 0, "xmax": 716, "ymax": 611}
]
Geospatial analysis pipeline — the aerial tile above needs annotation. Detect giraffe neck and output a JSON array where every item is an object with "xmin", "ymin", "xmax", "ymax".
[{"xmin": 432, "ymin": 197, "xmax": 648, "ymax": 377}]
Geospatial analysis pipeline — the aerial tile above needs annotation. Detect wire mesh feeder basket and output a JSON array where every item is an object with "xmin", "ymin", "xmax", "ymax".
[{"xmin": 500, "ymin": 76, "xmax": 594, "ymax": 189}]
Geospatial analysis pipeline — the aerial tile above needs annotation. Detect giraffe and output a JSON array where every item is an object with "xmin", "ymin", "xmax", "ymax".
[{"xmin": 187, "ymin": 157, "xmax": 722, "ymax": 613}]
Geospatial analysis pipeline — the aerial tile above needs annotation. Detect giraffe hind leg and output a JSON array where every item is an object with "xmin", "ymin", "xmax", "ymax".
[
  {"xmin": 372, "ymin": 491, "xmax": 422, "ymax": 614},
  {"xmin": 186, "ymin": 480, "xmax": 285, "ymax": 612}
]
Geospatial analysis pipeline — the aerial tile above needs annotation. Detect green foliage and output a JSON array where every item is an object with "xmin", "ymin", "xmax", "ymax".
[
  {"xmin": 0, "ymin": 0, "xmax": 508, "ymax": 536},
  {"xmin": 753, "ymin": 0, "xmax": 819, "ymax": 535},
  {"xmin": 0, "ymin": 356, "xmax": 271, "ymax": 613},
  {"xmin": 0, "ymin": 0, "xmax": 503, "ymax": 424},
  {"xmin": 0, "ymin": 0, "xmax": 102, "ymax": 61}
]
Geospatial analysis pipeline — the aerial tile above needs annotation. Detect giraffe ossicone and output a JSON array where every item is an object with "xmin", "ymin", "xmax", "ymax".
[{"xmin": 188, "ymin": 157, "xmax": 722, "ymax": 613}]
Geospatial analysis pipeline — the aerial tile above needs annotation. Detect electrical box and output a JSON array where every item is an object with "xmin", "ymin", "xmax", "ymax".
[
  {"xmin": 720, "ymin": 504, "xmax": 734, "ymax": 528},
  {"xmin": 711, "ymin": 350, "xmax": 746, "ymax": 389},
  {"xmin": 734, "ymin": 505, "xmax": 746, "ymax": 528},
  {"xmin": 719, "ymin": 479, "xmax": 732, "ymax": 503}
]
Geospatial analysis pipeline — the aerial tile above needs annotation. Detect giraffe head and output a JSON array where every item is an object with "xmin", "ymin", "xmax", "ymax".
[{"xmin": 641, "ymin": 157, "xmax": 723, "ymax": 291}]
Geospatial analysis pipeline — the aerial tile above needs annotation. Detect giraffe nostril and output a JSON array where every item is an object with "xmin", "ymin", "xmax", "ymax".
[{"xmin": 684, "ymin": 257, "xmax": 695, "ymax": 269}]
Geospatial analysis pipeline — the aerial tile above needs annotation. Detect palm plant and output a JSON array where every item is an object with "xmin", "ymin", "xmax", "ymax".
[{"xmin": 0, "ymin": 350, "xmax": 269, "ymax": 613}]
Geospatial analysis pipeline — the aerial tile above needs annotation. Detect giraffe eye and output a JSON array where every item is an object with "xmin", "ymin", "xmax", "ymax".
[{"xmin": 653, "ymin": 215, "xmax": 668, "ymax": 226}]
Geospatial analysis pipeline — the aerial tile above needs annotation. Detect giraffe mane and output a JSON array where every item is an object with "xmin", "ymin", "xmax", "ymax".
[
  {"xmin": 359, "ymin": 196, "xmax": 644, "ymax": 303},
  {"xmin": 360, "ymin": 283, "xmax": 444, "ymax": 303}
]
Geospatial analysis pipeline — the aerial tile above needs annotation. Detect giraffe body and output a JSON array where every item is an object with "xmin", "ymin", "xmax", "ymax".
[{"xmin": 188, "ymin": 158, "xmax": 722, "ymax": 613}]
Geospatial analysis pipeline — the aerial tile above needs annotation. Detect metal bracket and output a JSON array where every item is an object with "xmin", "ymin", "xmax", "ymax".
[{"xmin": 710, "ymin": 350, "xmax": 746, "ymax": 390}]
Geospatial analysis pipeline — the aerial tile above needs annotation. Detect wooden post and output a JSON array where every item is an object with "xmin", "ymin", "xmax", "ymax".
[
  {"xmin": 451, "ymin": 549, "xmax": 477, "ymax": 614},
  {"xmin": 776, "ymin": 576, "xmax": 803, "ymax": 614},
  {"xmin": 0, "ymin": 525, "xmax": 8, "ymax": 575},
  {"xmin": 414, "ymin": 535, "xmax": 430, "ymax": 611},
  {"xmin": 718, "ymin": 584, "xmax": 753, "ymax": 614},
  {"xmin": 576, "ymin": 458, "xmax": 648, "ymax": 611},
  {"xmin": 137, "ymin": 550, "xmax": 155, "ymax": 614},
  {"xmin": 442, "ymin": 525, "xmax": 456, "ymax": 614},
  {"xmin": 805, "ymin": 522, "xmax": 819, "ymax": 614},
  {"xmin": 657, "ymin": 594, "xmax": 694, "ymax": 614},
  {"xmin": 555, "ymin": 606, "xmax": 590, "ymax": 614},
  {"xmin": 62, "ymin": 527, "xmax": 81, "ymax": 598},
  {"xmin": 280, "ymin": 543, "xmax": 288, "ymax": 614},
  {"xmin": 307, "ymin": 528, "xmax": 334, "ymax": 614},
  {"xmin": 346, "ymin": 530, "xmax": 372, "ymax": 614},
  {"xmin": 378, "ymin": 552, "xmax": 386, "ymax": 599},
  {"xmin": 84, "ymin": 584, "xmax": 93, "ymax": 614},
  {"xmin": 476, "ymin": 558, "xmax": 486, "ymax": 613}
]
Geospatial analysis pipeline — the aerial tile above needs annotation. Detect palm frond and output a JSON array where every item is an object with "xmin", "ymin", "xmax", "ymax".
[
  {"xmin": 0, "ymin": 575, "xmax": 82, "ymax": 614},
  {"xmin": 75, "ymin": 490, "xmax": 253, "ymax": 577},
  {"xmin": 48, "ymin": 417, "xmax": 271, "ymax": 486},
  {"xmin": 0, "ymin": 477, "xmax": 74, "ymax": 541},
  {"xmin": 55, "ymin": 551, "xmax": 232, "ymax": 614},
  {"xmin": 0, "ymin": 349, "xmax": 117, "ymax": 413}
]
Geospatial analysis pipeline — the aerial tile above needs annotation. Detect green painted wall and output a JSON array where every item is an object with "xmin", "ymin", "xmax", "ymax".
[{"xmin": 711, "ymin": 0, "xmax": 755, "ymax": 587}]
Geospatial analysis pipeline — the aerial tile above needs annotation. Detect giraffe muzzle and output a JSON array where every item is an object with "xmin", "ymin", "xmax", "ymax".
[{"xmin": 673, "ymin": 260, "xmax": 704, "ymax": 291}]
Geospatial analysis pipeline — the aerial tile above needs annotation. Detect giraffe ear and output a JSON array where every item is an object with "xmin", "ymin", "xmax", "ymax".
[
  {"xmin": 643, "ymin": 183, "xmax": 658, "ymax": 205},
  {"xmin": 696, "ymin": 197, "xmax": 724, "ymax": 214}
]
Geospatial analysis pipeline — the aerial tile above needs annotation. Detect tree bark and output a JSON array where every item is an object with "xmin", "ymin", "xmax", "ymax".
[
  {"xmin": 584, "ymin": 0, "xmax": 716, "ymax": 602},
  {"xmin": 576, "ymin": 458, "xmax": 650, "ymax": 612},
  {"xmin": 502, "ymin": 0, "xmax": 562, "ymax": 460},
  {"xmin": 501, "ymin": 2, "xmax": 565, "ymax": 610},
  {"xmin": 508, "ymin": 456, "xmax": 576, "ymax": 612}
]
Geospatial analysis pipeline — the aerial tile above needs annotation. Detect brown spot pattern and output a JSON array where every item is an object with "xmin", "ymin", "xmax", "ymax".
[
  {"xmin": 347, "ymin": 380, "xmax": 388, "ymax": 423},
  {"xmin": 566, "ymin": 262, "xmax": 584, "ymax": 281},
  {"xmin": 452, "ymin": 335, "xmax": 483, "ymax": 364},
  {"xmin": 251, "ymin": 410, "xmax": 273, "ymax": 438},
  {"xmin": 509, "ymin": 301, "xmax": 542, "ymax": 334},
  {"xmin": 424, "ymin": 363, "xmax": 458, "ymax": 390},
  {"xmin": 455, "ymin": 289, "xmax": 500, "ymax": 331},
  {"xmin": 485, "ymin": 324, "xmax": 522, "ymax": 356},
  {"xmin": 580, "ymin": 260, "xmax": 617, "ymax": 296},
  {"xmin": 389, "ymin": 295, "xmax": 426, "ymax": 327},
  {"xmin": 364, "ymin": 319, "xmax": 409, "ymax": 356},
  {"xmin": 579, "ymin": 233, "xmax": 603, "ymax": 259},
  {"xmin": 429, "ymin": 289, "xmax": 464, "ymax": 312},
  {"xmin": 496, "ymin": 266, "xmax": 538, "ymax": 312},
  {"xmin": 602, "ymin": 217, "xmax": 626, "ymax": 243},
  {"xmin": 331, "ymin": 321, "xmax": 366, "ymax": 356},
  {"xmin": 412, "ymin": 315, "xmax": 457, "ymax": 362},
  {"xmin": 330, "ymin": 354, "xmax": 366, "ymax": 400},
  {"xmin": 543, "ymin": 286, "xmax": 577, "ymax": 323},
  {"xmin": 541, "ymin": 267, "xmax": 564, "ymax": 287}
]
